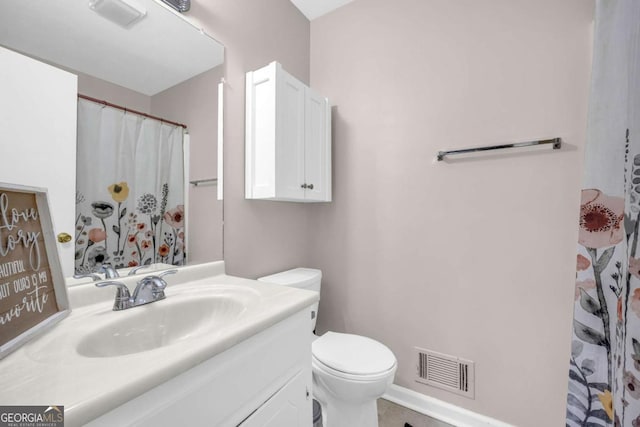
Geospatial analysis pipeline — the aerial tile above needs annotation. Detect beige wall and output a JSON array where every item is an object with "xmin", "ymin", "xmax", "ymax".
[
  {"xmin": 77, "ymin": 72, "xmax": 150, "ymax": 113},
  {"xmin": 187, "ymin": 0, "xmax": 313, "ymax": 276},
  {"xmin": 151, "ymin": 67, "xmax": 224, "ymax": 263},
  {"xmin": 308, "ymin": 0, "xmax": 594, "ymax": 425}
]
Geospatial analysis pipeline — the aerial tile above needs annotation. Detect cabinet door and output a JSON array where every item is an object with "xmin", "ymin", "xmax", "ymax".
[
  {"xmin": 238, "ymin": 370, "xmax": 311, "ymax": 427},
  {"xmin": 304, "ymin": 87, "xmax": 331, "ymax": 202},
  {"xmin": 0, "ymin": 47, "xmax": 77, "ymax": 277},
  {"xmin": 246, "ymin": 61, "xmax": 331, "ymax": 203},
  {"xmin": 246, "ymin": 64, "xmax": 277, "ymax": 199},
  {"xmin": 275, "ymin": 69, "xmax": 306, "ymax": 200}
]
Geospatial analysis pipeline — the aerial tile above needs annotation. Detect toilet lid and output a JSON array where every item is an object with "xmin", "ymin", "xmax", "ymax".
[{"xmin": 312, "ymin": 332, "xmax": 396, "ymax": 376}]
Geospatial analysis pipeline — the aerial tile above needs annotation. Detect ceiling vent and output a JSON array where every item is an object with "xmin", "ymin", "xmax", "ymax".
[
  {"xmin": 89, "ymin": 0, "xmax": 147, "ymax": 28},
  {"xmin": 415, "ymin": 347, "xmax": 475, "ymax": 399}
]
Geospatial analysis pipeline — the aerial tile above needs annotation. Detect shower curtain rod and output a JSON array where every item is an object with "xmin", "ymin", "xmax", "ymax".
[{"xmin": 77, "ymin": 94, "xmax": 187, "ymax": 129}]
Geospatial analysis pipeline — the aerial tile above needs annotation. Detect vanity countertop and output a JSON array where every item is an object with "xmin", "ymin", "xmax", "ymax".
[{"xmin": 0, "ymin": 261, "xmax": 318, "ymax": 426}]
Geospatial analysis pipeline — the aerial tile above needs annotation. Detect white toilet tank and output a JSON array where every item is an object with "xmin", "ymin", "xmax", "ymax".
[{"xmin": 258, "ymin": 268, "xmax": 321, "ymax": 331}]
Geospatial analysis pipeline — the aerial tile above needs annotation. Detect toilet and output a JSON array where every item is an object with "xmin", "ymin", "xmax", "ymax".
[{"xmin": 258, "ymin": 268, "xmax": 397, "ymax": 427}]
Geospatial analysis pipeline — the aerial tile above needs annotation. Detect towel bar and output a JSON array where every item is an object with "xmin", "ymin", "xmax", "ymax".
[
  {"xmin": 436, "ymin": 138, "xmax": 561, "ymax": 161},
  {"xmin": 189, "ymin": 178, "xmax": 218, "ymax": 186}
]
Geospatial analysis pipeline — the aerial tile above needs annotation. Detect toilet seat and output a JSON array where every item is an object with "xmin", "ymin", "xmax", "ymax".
[
  {"xmin": 312, "ymin": 332, "xmax": 397, "ymax": 379},
  {"xmin": 313, "ymin": 355, "xmax": 396, "ymax": 382}
]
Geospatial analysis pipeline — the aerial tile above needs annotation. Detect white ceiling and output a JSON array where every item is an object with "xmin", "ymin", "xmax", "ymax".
[
  {"xmin": 0, "ymin": 0, "xmax": 224, "ymax": 96},
  {"xmin": 289, "ymin": 0, "xmax": 355, "ymax": 20}
]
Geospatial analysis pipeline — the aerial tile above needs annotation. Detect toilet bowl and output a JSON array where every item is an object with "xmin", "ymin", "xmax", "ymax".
[{"xmin": 258, "ymin": 268, "xmax": 397, "ymax": 427}]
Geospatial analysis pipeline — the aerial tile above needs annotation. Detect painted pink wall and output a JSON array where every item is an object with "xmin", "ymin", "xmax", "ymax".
[
  {"xmin": 309, "ymin": 0, "xmax": 593, "ymax": 425},
  {"xmin": 186, "ymin": 0, "xmax": 312, "ymax": 276},
  {"xmin": 77, "ymin": 72, "xmax": 150, "ymax": 112},
  {"xmin": 151, "ymin": 67, "xmax": 224, "ymax": 263}
]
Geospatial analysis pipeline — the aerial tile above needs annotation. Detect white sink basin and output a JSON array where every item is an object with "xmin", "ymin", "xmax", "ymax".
[
  {"xmin": 76, "ymin": 292, "xmax": 250, "ymax": 358},
  {"xmin": 2, "ymin": 262, "xmax": 319, "ymax": 426},
  {"xmin": 24, "ymin": 284, "xmax": 261, "ymax": 361}
]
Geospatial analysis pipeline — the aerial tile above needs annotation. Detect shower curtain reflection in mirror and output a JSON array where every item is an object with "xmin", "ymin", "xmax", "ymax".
[{"xmin": 75, "ymin": 99, "xmax": 186, "ymax": 274}]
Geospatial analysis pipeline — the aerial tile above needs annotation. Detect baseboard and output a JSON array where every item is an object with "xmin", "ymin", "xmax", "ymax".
[{"xmin": 382, "ymin": 384, "xmax": 514, "ymax": 427}]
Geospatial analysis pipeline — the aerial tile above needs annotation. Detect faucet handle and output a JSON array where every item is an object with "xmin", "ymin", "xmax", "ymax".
[
  {"xmin": 128, "ymin": 265, "xmax": 149, "ymax": 276},
  {"xmin": 73, "ymin": 273, "xmax": 103, "ymax": 282},
  {"xmin": 133, "ymin": 270, "xmax": 177, "ymax": 303},
  {"xmin": 157, "ymin": 269, "xmax": 178, "ymax": 280},
  {"xmin": 148, "ymin": 269, "xmax": 177, "ymax": 293},
  {"xmin": 96, "ymin": 280, "xmax": 131, "ymax": 311}
]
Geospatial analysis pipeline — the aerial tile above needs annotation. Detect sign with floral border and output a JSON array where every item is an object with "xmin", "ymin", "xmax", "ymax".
[{"xmin": 0, "ymin": 183, "xmax": 70, "ymax": 359}]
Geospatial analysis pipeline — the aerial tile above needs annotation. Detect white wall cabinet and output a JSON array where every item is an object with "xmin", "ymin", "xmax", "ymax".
[{"xmin": 246, "ymin": 61, "xmax": 331, "ymax": 202}]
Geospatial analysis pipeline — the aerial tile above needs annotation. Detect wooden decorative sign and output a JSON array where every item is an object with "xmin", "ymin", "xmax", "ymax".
[{"xmin": 0, "ymin": 183, "xmax": 70, "ymax": 359}]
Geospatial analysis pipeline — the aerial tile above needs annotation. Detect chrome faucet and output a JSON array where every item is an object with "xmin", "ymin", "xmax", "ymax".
[
  {"xmin": 96, "ymin": 270, "xmax": 178, "ymax": 311},
  {"xmin": 132, "ymin": 270, "xmax": 178, "ymax": 305},
  {"xmin": 95, "ymin": 280, "xmax": 132, "ymax": 310},
  {"xmin": 100, "ymin": 264, "xmax": 120, "ymax": 279}
]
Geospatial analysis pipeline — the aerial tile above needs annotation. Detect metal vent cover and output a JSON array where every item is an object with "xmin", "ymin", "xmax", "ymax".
[
  {"xmin": 415, "ymin": 347, "xmax": 475, "ymax": 399},
  {"xmin": 160, "ymin": 0, "xmax": 190, "ymax": 13},
  {"xmin": 89, "ymin": 0, "xmax": 147, "ymax": 28}
]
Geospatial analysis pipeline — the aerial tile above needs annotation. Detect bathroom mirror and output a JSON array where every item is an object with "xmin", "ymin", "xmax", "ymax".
[
  {"xmin": 0, "ymin": 0, "xmax": 225, "ymax": 281},
  {"xmin": 0, "ymin": 0, "xmax": 224, "ymax": 96}
]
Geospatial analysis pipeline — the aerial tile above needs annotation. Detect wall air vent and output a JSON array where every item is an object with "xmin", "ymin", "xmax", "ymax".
[{"xmin": 415, "ymin": 347, "xmax": 475, "ymax": 399}]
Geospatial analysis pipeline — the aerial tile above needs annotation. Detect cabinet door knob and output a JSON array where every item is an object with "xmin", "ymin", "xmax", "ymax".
[
  {"xmin": 301, "ymin": 184, "xmax": 307, "ymax": 189},
  {"xmin": 307, "ymin": 184, "xmax": 314, "ymax": 190}
]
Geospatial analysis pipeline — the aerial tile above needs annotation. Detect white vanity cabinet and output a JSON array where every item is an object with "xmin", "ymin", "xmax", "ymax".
[
  {"xmin": 238, "ymin": 370, "xmax": 309, "ymax": 426},
  {"xmin": 245, "ymin": 61, "xmax": 331, "ymax": 202},
  {"xmin": 85, "ymin": 309, "xmax": 312, "ymax": 427}
]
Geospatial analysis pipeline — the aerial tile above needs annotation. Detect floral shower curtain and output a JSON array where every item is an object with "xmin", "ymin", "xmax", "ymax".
[
  {"xmin": 74, "ymin": 99, "xmax": 186, "ymax": 274},
  {"xmin": 567, "ymin": 0, "xmax": 640, "ymax": 426}
]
